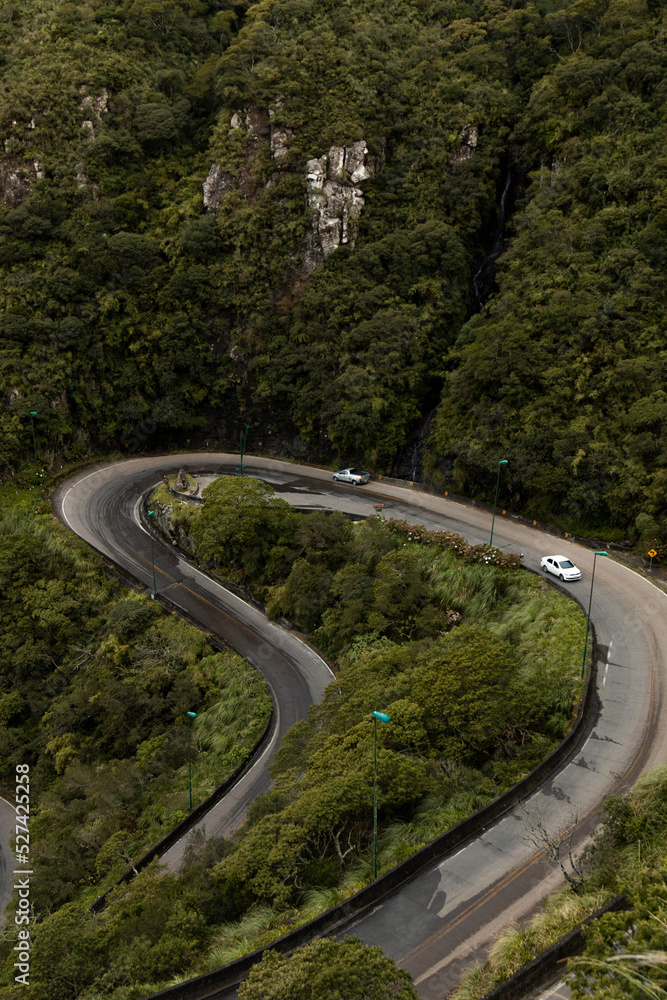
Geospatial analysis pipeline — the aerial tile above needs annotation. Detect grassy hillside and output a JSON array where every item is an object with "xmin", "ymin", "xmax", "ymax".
[{"xmin": 1, "ymin": 0, "xmax": 665, "ymax": 537}]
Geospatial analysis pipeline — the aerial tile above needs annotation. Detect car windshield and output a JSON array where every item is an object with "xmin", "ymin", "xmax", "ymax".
[{"xmin": 559, "ymin": 560, "xmax": 574, "ymax": 568}]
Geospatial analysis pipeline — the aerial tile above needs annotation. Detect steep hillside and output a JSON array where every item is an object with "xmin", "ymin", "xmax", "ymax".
[
  {"xmin": 426, "ymin": 0, "xmax": 667, "ymax": 532},
  {"xmin": 1, "ymin": 0, "xmax": 665, "ymax": 534}
]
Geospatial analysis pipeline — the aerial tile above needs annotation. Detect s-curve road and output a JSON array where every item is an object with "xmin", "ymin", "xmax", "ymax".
[{"xmin": 53, "ymin": 454, "xmax": 667, "ymax": 997}]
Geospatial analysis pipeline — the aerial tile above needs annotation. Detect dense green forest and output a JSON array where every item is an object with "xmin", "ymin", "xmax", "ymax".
[
  {"xmin": 1, "ymin": 0, "xmax": 666, "ymax": 992},
  {"xmin": 1, "ymin": 0, "xmax": 665, "ymax": 539}
]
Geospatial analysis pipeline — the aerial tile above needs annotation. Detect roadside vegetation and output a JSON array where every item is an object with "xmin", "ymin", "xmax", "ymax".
[
  {"xmin": 0, "ymin": 471, "xmax": 587, "ymax": 998},
  {"xmin": 0, "ymin": 478, "xmax": 271, "ymax": 996},
  {"xmin": 1, "ymin": 0, "xmax": 665, "ymax": 543},
  {"xmin": 451, "ymin": 765, "xmax": 667, "ymax": 1000},
  {"xmin": 237, "ymin": 937, "xmax": 420, "ymax": 1000}
]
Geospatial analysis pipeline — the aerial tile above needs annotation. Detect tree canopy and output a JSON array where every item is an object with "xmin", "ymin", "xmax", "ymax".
[
  {"xmin": 192, "ymin": 475, "xmax": 294, "ymax": 576},
  {"xmin": 238, "ymin": 938, "xmax": 420, "ymax": 1000},
  {"xmin": 1, "ymin": 0, "xmax": 665, "ymax": 540}
]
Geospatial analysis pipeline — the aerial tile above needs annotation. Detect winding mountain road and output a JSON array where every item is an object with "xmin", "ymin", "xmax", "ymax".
[{"xmin": 52, "ymin": 454, "xmax": 667, "ymax": 998}]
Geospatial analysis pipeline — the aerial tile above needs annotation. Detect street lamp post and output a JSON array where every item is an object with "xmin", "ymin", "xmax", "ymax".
[
  {"xmin": 581, "ymin": 551, "xmax": 608, "ymax": 678},
  {"xmin": 187, "ymin": 711, "xmax": 197, "ymax": 813},
  {"xmin": 147, "ymin": 510, "xmax": 157, "ymax": 600},
  {"xmin": 237, "ymin": 423, "xmax": 251, "ymax": 474},
  {"xmin": 372, "ymin": 710, "xmax": 391, "ymax": 880},
  {"xmin": 489, "ymin": 460, "xmax": 508, "ymax": 547}
]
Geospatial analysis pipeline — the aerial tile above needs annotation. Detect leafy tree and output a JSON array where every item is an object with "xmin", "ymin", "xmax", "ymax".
[
  {"xmin": 192, "ymin": 476, "xmax": 294, "ymax": 577},
  {"xmin": 238, "ymin": 937, "xmax": 420, "ymax": 1000},
  {"xmin": 266, "ymin": 558, "xmax": 335, "ymax": 628},
  {"xmin": 134, "ymin": 102, "xmax": 179, "ymax": 147},
  {"xmin": 412, "ymin": 625, "xmax": 519, "ymax": 762}
]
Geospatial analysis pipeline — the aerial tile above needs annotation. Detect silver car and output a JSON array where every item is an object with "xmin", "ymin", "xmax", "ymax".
[
  {"xmin": 332, "ymin": 467, "xmax": 370, "ymax": 485},
  {"xmin": 540, "ymin": 555, "xmax": 582, "ymax": 581}
]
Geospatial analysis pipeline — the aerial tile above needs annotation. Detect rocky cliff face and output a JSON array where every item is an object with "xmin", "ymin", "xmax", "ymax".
[
  {"xmin": 451, "ymin": 124, "xmax": 478, "ymax": 164},
  {"xmin": 302, "ymin": 140, "xmax": 382, "ymax": 271},
  {"xmin": 203, "ymin": 163, "xmax": 235, "ymax": 212},
  {"xmin": 1, "ymin": 115, "xmax": 42, "ymax": 206},
  {"xmin": 202, "ymin": 106, "xmax": 384, "ymax": 273},
  {"xmin": 0, "ymin": 160, "xmax": 37, "ymax": 207},
  {"xmin": 79, "ymin": 87, "xmax": 108, "ymax": 140}
]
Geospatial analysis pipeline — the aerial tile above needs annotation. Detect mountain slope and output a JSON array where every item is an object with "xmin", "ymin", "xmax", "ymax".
[{"xmin": 1, "ymin": 0, "xmax": 665, "ymax": 534}]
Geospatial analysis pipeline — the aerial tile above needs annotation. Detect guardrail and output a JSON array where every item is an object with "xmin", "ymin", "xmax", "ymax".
[
  {"xmin": 68, "ymin": 477, "xmax": 601, "ymax": 1000},
  {"xmin": 374, "ymin": 473, "xmax": 632, "ymax": 553},
  {"xmin": 478, "ymin": 894, "xmax": 629, "ymax": 1000}
]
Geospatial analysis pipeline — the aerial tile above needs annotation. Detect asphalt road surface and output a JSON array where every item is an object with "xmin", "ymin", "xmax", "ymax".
[{"xmin": 51, "ymin": 454, "xmax": 667, "ymax": 997}]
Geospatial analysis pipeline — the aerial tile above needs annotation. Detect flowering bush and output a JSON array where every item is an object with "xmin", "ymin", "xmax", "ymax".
[{"xmin": 383, "ymin": 518, "xmax": 522, "ymax": 569}]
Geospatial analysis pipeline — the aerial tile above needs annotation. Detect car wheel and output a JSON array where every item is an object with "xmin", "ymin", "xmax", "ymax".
[
  {"xmin": 542, "ymin": 565, "xmax": 547, "ymax": 572},
  {"xmin": 333, "ymin": 475, "xmax": 339, "ymax": 482},
  {"xmin": 351, "ymin": 480, "xmax": 358, "ymax": 486},
  {"xmin": 559, "ymin": 573, "xmax": 565, "ymax": 581}
]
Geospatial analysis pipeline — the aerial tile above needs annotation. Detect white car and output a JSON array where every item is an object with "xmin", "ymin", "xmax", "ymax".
[
  {"xmin": 332, "ymin": 467, "xmax": 370, "ymax": 485},
  {"xmin": 540, "ymin": 555, "xmax": 582, "ymax": 582}
]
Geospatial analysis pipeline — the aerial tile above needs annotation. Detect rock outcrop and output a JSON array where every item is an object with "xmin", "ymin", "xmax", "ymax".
[
  {"xmin": 451, "ymin": 124, "xmax": 478, "ymax": 164},
  {"xmin": 203, "ymin": 163, "xmax": 235, "ymax": 212},
  {"xmin": 1, "ymin": 159, "xmax": 37, "ymax": 207},
  {"xmin": 269, "ymin": 102, "xmax": 293, "ymax": 160},
  {"xmin": 202, "ymin": 105, "xmax": 384, "ymax": 271},
  {"xmin": 229, "ymin": 106, "xmax": 268, "ymax": 141},
  {"xmin": 270, "ymin": 123, "xmax": 292, "ymax": 160},
  {"xmin": 303, "ymin": 140, "xmax": 382, "ymax": 271},
  {"xmin": 79, "ymin": 87, "xmax": 108, "ymax": 140}
]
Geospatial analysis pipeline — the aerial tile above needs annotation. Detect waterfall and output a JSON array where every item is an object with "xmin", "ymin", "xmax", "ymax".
[
  {"xmin": 390, "ymin": 159, "xmax": 516, "ymax": 483},
  {"xmin": 390, "ymin": 403, "xmax": 440, "ymax": 481},
  {"xmin": 472, "ymin": 161, "xmax": 514, "ymax": 310}
]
